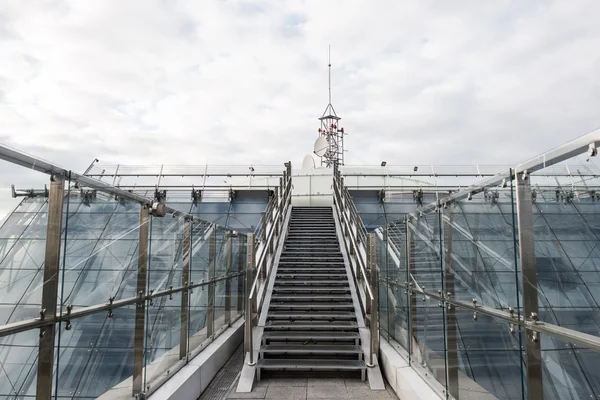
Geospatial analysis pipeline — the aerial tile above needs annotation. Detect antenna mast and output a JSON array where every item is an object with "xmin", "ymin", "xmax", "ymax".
[{"xmin": 315, "ymin": 46, "xmax": 345, "ymax": 168}]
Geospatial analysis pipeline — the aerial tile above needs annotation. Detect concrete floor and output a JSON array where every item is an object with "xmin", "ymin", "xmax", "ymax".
[{"xmin": 227, "ymin": 376, "xmax": 399, "ymax": 400}]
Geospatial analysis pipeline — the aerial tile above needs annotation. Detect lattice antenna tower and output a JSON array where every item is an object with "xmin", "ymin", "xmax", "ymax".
[{"xmin": 315, "ymin": 46, "xmax": 345, "ymax": 167}]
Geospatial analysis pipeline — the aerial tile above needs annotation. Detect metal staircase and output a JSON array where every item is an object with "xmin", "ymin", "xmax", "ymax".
[{"xmin": 256, "ymin": 206, "xmax": 367, "ymax": 380}]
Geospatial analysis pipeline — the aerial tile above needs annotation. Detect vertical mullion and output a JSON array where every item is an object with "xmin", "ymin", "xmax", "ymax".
[
  {"xmin": 207, "ymin": 229, "xmax": 216, "ymax": 337},
  {"xmin": 132, "ymin": 204, "xmax": 149, "ymax": 396},
  {"xmin": 516, "ymin": 172, "xmax": 543, "ymax": 399},
  {"xmin": 179, "ymin": 219, "xmax": 191, "ymax": 360},
  {"xmin": 443, "ymin": 209, "xmax": 459, "ymax": 399},
  {"xmin": 36, "ymin": 175, "xmax": 65, "ymax": 400},
  {"xmin": 224, "ymin": 231, "xmax": 232, "ymax": 325}
]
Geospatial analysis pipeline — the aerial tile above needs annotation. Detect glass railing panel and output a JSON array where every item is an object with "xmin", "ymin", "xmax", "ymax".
[
  {"xmin": 55, "ymin": 308, "xmax": 136, "ymax": 398},
  {"xmin": 60, "ymin": 196, "xmax": 141, "ymax": 310},
  {"xmin": 541, "ymin": 335, "xmax": 600, "ymax": 399},
  {"xmin": 448, "ymin": 184, "xmax": 520, "ymax": 312},
  {"xmin": 453, "ymin": 308, "xmax": 525, "ymax": 400},
  {"xmin": 0, "ymin": 197, "xmax": 51, "ymax": 324},
  {"xmin": 0, "ymin": 329, "xmax": 39, "ymax": 398},
  {"xmin": 376, "ymin": 229, "xmax": 390, "ymax": 343},
  {"xmin": 143, "ymin": 214, "xmax": 184, "ymax": 392},
  {"xmin": 212, "ymin": 227, "xmax": 228, "ymax": 335},
  {"xmin": 188, "ymin": 220, "xmax": 211, "ymax": 356},
  {"xmin": 386, "ymin": 222, "xmax": 410, "ymax": 351},
  {"xmin": 409, "ymin": 212, "xmax": 447, "ymax": 393}
]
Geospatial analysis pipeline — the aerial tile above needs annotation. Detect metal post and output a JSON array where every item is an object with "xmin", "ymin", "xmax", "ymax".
[
  {"xmin": 260, "ymin": 212, "xmax": 266, "ymax": 242},
  {"xmin": 237, "ymin": 236, "xmax": 244, "ymax": 315},
  {"xmin": 207, "ymin": 229, "xmax": 216, "ymax": 338},
  {"xmin": 368, "ymin": 232, "xmax": 379, "ymax": 365},
  {"xmin": 36, "ymin": 175, "xmax": 65, "ymax": 400},
  {"xmin": 225, "ymin": 231, "xmax": 232, "ymax": 325},
  {"xmin": 443, "ymin": 210, "xmax": 459, "ymax": 399},
  {"xmin": 179, "ymin": 219, "xmax": 191, "ymax": 360},
  {"xmin": 407, "ymin": 218, "xmax": 416, "ymax": 359},
  {"xmin": 516, "ymin": 171, "xmax": 543, "ymax": 399},
  {"xmin": 133, "ymin": 204, "xmax": 149, "ymax": 396},
  {"xmin": 245, "ymin": 234, "xmax": 256, "ymax": 361}
]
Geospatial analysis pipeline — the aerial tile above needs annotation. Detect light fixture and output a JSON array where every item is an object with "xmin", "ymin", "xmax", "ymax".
[
  {"xmin": 381, "ymin": 161, "xmax": 387, "ymax": 167},
  {"xmin": 413, "ymin": 166, "xmax": 418, "ymax": 172},
  {"xmin": 249, "ymin": 166, "xmax": 255, "ymax": 172}
]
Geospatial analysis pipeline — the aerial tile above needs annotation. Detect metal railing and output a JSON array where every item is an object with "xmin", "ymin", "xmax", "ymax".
[
  {"xmin": 245, "ymin": 162, "xmax": 292, "ymax": 365},
  {"xmin": 0, "ymin": 144, "xmax": 282, "ymax": 400},
  {"xmin": 332, "ymin": 163, "xmax": 378, "ymax": 367},
  {"xmin": 377, "ymin": 128, "xmax": 600, "ymax": 400}
]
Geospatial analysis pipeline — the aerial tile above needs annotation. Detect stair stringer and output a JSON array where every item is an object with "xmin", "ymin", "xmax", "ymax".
[{"xmin": 332, "ymin": 206, "xmax": 385, "ymax": 390}]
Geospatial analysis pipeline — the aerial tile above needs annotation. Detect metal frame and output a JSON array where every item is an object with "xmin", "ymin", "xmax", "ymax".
[
  {"xmin": 207, "ymin": 230, "xmax": 216, "ymax": 338},
  {"xmin": 133, "ymin": 204, "xmax": 150, "ymax": 395},
  {"xmin": 515, "ymin": 171, "xmax": 543, "ymax": 399},
  {"xmin": 442, "ymin": 210, "xmax": 459, "ymax": 399},
  {"xmin": 179, "ymin": 219, "xmax": 191, "ymax": 360},
  {"xmin": 35, "ymin": 175, "xmax": 65, "ymax": 400}
]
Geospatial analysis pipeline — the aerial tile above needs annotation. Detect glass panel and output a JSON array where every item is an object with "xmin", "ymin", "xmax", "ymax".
[
  {"xmin": 454, "ymin": 308, "xmax": 525, "ymax": 400},
  {"xmin": 55, "ymin": 308, "xmax": 136, "ymax": 398},
  {"xmin": 0, "ymin": 329, "xmax": 39, "ymax": 398},
  {"xmin": 188, "ymin": 220, "xmax": 211, "ymax": 355},
  {"xmin": 143, "ymin": 214, "xmax": 184, "ymax": 391},
  {"xmin": 213, "ymin": 227, "xmax": 227, "ymax": 335},
  {"xmin": 409, "ymin": 212, "xmax": 448, "ymax": 393},
  {"xmin": 541, "ymin": 335, "xmax": 600, "ymax": 399},
  {"xmin": 386, "ymin": 222, "xmax": 410, "ymax": 351}
]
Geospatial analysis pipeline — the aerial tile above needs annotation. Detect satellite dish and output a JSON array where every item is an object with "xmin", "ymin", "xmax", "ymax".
[
  {"xmin": 314, "ymin": 136, "xmax": 328, "ymax": 157},
  {"xmin": 302, "ymin": 155, "xmax": 315, "ymax": 169}
]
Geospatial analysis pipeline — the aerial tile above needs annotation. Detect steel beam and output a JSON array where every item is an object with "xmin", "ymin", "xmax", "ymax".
[
  {"xmin": 179, "ymin": 219, "xmax": 191, "ymax": 360},
  {"xmin": 133, "ymin": 205, "xmax": 150, "ymax": 396},
  {"xmin": 442, "ymin": 210, "xmax": 459, "ymax": 399},
  {"xmin": 35, "ymin": 176, "xmax": 65, "ymax": 400},
  {"xmin": 516, "ymin": 172, "xmax": 543, "ymax": 399}
]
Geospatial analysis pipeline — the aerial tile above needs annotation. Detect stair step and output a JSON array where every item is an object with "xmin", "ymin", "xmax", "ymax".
[
  {"xmin": 275, "ymin": 280, "xmax": 350, "ymax": 286},
  {"xmin": 262, "ymin": 331, "xmax": 360, "ymax": 341},
  {"xmin": 260, "ymin": 344, "xmax": 363, "ymax": 355},
  {"xmin": 273, "ymin": 287, "xmax": 350, "ymax": 293},
  {"xmin": 257, "ymin": 359, "xmax": 366, "ymax": 372},
  {"xmin": 276, "ymin": 274, "xmax": 348, "ymax": 279},
  {"xmin": 269, "ymin": 303, "xmax": 355, "ymax": 310},
  {"xmin": 267, "ymin": 312, "xmax": 357, "ymax": 320},
  {"xmin": 271, "ymin": 294, "xmax": 352, "ymax": 301},
  {"xmin": 265, "ymin": 321, "xmax": 358, "ymax": 329}
]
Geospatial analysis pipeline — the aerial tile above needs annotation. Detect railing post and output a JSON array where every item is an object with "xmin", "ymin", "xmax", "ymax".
[
  {"xmin": 179, "ymin": 218, "xmax": 191, "ymax": 360},
  {"xmin": 237, "ymin": 235, "xmax": 244, "ymax": 315},
  {"xmin": 133, "ymin": 203, "xmax": 149, "ymax": 396},
  {"xmin": 406, "ymin": 218, "xmax": 416, "ymax": 360},
  {"xmin": 260, "ymin": 212, "xmax": 267, "ymax": 242},
  {"xmin": 442, "ymin": 209, "xmax": 459, "ymax": 399},
  {"xmin": 225, "ymin": 230, "xmax": 232, "ymax": 325},
  {"xmin": 207, "ymin": 229, "xmax": 216, "ymax": 338},
  {"xmin": 36, "ymin": 175, "xmax": 65, "ymax": 400},
  {"xmin": 245, "ymin": 233, "xmax": 256, "ymax": 363},
  {"xmin": 516, "ymin": 171, "xmax": 543, "ymax": 399},
  {"xmin": 368, "ymin": 232, "xmax": 379, "ymax": 366}
]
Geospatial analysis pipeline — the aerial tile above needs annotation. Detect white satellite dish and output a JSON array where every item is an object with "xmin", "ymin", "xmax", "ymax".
[
  {"xmin": 302, "ymin": 154, "xmax": 315, "ymax": 169},
  {"xmin": 314, "ymin": 136, "xmax": 328, "ymax": 157}
]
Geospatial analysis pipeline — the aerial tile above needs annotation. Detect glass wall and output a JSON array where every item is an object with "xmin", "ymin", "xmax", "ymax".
[
  {"xmin": 376, "ymin": 135, "xmax": 600, "ymax": 399},
  {"xmin": 0, "ymin": 181, "xmax": 252, "ymax": 399}
]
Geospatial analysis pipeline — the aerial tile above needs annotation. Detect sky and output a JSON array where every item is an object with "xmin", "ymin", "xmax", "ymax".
[{"xmin": 1, "ymin": 0, "xmax": 600, "ymax": 218}]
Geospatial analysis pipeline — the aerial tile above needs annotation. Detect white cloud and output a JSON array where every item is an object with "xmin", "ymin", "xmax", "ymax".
[{"xmin": 1, "ymin": 0, "xmax": 600, "ymax": 218}]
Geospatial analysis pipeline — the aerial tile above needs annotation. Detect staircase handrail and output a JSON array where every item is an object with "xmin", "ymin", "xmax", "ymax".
[
  {"xmin": 332, "ymin": 164, "xmax": 378, "ymax": 367},
  {"xmin": 245, "ymin": 162, "xmax": 292, "ymax": 365}
]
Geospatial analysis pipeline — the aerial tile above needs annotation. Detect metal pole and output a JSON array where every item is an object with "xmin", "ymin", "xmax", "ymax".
[
  {"xmin": 516, "ymin": 171, "xmax": 544, "ymax": 399},
  {"xmin": 245, "ymin": 233, "xmax": 256, "ymax": 365},
  {"xmin": 35, "ymin": 175, "xmax": 65, "ymax": 400},
  {"xmin": 225, "ymin": 231, "xmax": 232, "ymax": 325},
  {"xmin": 407, "ymin": 218, "xmax": 416, "ymax": 360},
  {"xmin": 368, "ymin": 232, "xmax": 379, "ymax": 366},
  {"xmin": 442, "ymin": 210, "xmax": 459, "ymax": 399},
  {"xmin": 179, "ymin": 219, "xmax": 191, "ymax": 360},
  {"xmin": 237, "ymin": 236, "xmax": 244, "ymax": 315},
  {"xmin": 207, "ymin": 229, "xmax": 216, "ymax": 338},
  {"xmin": 133, "ymin": 204, "xmax": 149, "ymax": 396}
]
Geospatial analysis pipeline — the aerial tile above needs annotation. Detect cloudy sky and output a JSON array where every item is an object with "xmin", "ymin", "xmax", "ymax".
[{"xmin": 1, "ymin": 0, "xmax": 600, "ymax": 218}]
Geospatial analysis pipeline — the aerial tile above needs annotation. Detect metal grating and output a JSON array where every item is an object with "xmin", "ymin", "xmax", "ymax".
[{"xmin": 198, "ymin": 345, "xmax": 244, "ymax": 400}]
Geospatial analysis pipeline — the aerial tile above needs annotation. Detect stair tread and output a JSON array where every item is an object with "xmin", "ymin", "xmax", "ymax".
[
  {"xmin": 257, "ymin": 359, "xmax": 366, "ymax": 370},
  {"xmin": 268, "ymin": 312, "xmax": 357, "ymax": 318},
  {"xmin": 262, "ymin": 331, "xmax": 360, "ymax": 339},
  {"xmin": 269, "ymin": 303, "xmax": 355, "ymax": 309},
  {"xmin": 260, "ymin": 344, "xmax": 363, "ymax": 354}
]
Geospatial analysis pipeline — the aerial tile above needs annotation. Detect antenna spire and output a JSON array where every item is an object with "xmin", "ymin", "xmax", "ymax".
[{"xmin": 328, "ymin": 45, "xmax": 332, "ymax": 104}]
